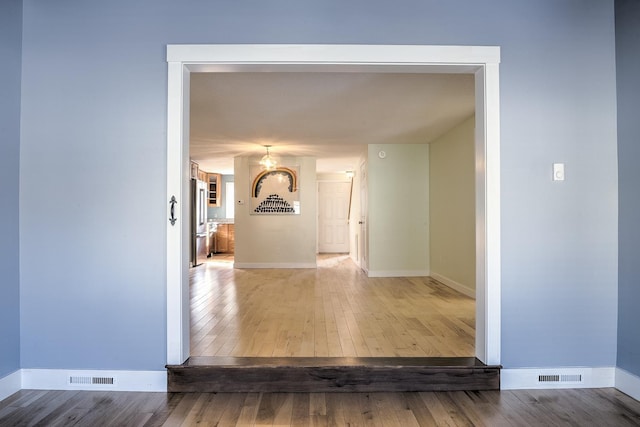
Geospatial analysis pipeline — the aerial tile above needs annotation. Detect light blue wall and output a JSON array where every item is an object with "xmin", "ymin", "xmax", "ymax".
[
  {"xmin": 0, "ymin": 0, "xmax": 22, "ymax": 379},
  {"xmin": 19, "ymin": 0, "xmax": 618, "ymax": 370},
  {"xmin": 616, "ymin": 0, "xmax": 640, "ymax": 377}
]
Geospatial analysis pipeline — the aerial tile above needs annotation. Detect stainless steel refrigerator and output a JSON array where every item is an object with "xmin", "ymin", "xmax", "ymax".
[{"xmin": 191, "ymin": 178, "xmax": 208, "ymax": 267}]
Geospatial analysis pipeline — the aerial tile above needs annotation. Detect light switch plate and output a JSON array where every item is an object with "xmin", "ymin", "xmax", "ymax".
[{"xmin": 553, "ymin": 163, "xmax": 565, "ymax": 181}]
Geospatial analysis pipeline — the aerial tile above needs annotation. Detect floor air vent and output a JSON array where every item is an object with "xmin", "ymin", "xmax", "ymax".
[
  {"xmin": 69, "ymin": 376, "xmax": 115, "ymax": 386},
  {"xmin": 538, "ymin": 374, "xmax": 582, "ymax": 383}
]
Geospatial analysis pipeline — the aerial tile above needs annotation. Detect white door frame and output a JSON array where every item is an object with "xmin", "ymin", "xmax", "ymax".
[{"xmin": 166, "ymin": 44, "xmax": 501, "ymax": 366}]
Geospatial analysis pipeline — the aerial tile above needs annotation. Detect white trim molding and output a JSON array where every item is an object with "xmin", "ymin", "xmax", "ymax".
[
  {"xmin": 233, "ymin": 262, "xmax": 317, "ymax": 269},
  {"xmin": 2, "ymin": 367, "xmax": 637, "ymax": 398},
  {"xmin": 616, "ymin": 368, "xmax": 640, "ymax": 401},
  {"xmin": 166, "ymin": 44, "xmax": 501, "ymax": 367},
  {"xmin": 167, "ymin": 44, "xmax": 501, "ymax": 65},
  {"xmin": 501, "ymin": 367, "xmax": 615, "ymax": 390},
  {"xmin": 21, "ymin": 369, "xmax": 167, "ymax": 392},
  {"xmin": 430, "ymin": 272, "xmax": 475, "ymax": 299},
  {"xmin": 368, "ymin": 270, "xmax": 430, "ymax": 278},
  {"xmin": 0, "ymin": 370, "xmax": 21, "ymax": 401},
  {"xmin": 166, "ymin": 61, "xmax": 192, "ymax": 366}
]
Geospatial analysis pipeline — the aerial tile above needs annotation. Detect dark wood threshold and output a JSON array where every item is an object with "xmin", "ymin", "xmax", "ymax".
[{"xmin": 167, "ymin": 357, "xmax": 501, "ymax": 393}]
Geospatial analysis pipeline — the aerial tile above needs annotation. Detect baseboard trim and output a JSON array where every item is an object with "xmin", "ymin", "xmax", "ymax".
[
  {"xmin": 21, "ymin": 369, "xmax": 167, "ymax": 392},
  {"xmin": 233, "ymin": 262, "xmax": 317, "ymax": 269},
  {"xmin": 430, "ymin": 272, "xmax": 475, "ymax": 298},
  {"xmin": 367, "ymin": 270, "xmax": 430, "ymax": 278},
  {"xmin": 0, "ymin": 370, "xmax": 21, "ymax": 401},
  {"xmin": 616, "ymin": 368, "xmax": 640, "ymax": 400},
  {"xmin": 501, "ymin": 367, "xmax": 615, "ymax": 390},
  {"xmin": 6, "ymin": 366, "xmax": 639, "ymax": 396}
]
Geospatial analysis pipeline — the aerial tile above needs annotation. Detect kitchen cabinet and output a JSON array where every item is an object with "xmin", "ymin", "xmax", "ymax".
[
  {"xmin": 215, "ymin": 223, "xmax": 235, "ymax": 253},
  {"xmin": 190, "ymin": 161, "xmax": 199, "ymax": 179},
  {"xmin": 190, "ymin": 161, "xmax": 209, "ymax": 183},
  {"xmin": 207, "ymin": 173, "xmax": 222, "ymax": 207}
]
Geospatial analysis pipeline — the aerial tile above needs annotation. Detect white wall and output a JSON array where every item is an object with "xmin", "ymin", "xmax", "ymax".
[
  {"xmin": 367, "ymin": 144, "xmax": 429, "ymax": 276},
  {"xmin": 234, "ymin": 156, "xmax": 317, "ymax": 268},
  {"xmin": 317, "ymin": 173, "xmax": 347, "ymax": 181},
  {"xmin": 429, "ymin": 116, "xmax": 476, "ymax": 296}
]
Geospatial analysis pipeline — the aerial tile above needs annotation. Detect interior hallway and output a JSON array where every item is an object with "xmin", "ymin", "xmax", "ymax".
[{"xmin": 189, "ymin": 254, "xmax": 475, "ymax": 357}]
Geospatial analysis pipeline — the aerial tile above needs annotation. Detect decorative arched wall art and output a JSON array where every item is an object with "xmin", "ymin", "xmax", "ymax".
[{"xmin": 250, "ymin": 166, "xmax": 300, "ymax": 214}]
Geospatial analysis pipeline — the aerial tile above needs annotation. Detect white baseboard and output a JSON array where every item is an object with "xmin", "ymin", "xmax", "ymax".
[
  {"xmin": 21, "ymin": 369, "xmax": 167, "ymax": 392},
  {"xmin": 0, "ymin": 370, "xmax": 21, "ymax": 401},
  {"xmin": 616, "ymin": 368, "xmax": 640, "ymax": 400},
  {"xmin": 367, "ymin": 270, "xmax": 430, "ymax": 278},
  {"xmin": 5, "ymin": 366, "xmax": 640, "ymax": 398},
  {"xmin": 233, "ymin": 262, "xmax": 317, "ymax": 269},
  {"xmin": 430, "ymin": 272, "xmax": 475, "ymax": 299},
  {"xmin": 501, "ymin": 367, "xmax": 615, "ymax": 390}
]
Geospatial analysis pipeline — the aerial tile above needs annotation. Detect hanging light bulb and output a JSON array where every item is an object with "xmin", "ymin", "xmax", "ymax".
[{"xmin": 259, "ymin": 145, "xmax": 277, "ymax": 170}]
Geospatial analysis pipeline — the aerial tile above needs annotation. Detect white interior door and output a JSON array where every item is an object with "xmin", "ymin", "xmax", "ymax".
[{"xmin": 318, "ymin": 181, "xmax": 351, "ymax": 253}]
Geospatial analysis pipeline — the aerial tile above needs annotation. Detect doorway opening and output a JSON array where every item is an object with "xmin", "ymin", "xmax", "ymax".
[{"xmin": 167, "ymin": 44, "xmax": 501, "ymax": 366}]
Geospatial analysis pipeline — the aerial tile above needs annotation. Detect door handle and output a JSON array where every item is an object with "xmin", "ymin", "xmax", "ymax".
[
  {"xmin": 358, "ymin": 221, "xmax": 364, "ymax": 224},
  {"xmin": 169, "ymin": 196, "xmax": 177, "ymax": 226}
]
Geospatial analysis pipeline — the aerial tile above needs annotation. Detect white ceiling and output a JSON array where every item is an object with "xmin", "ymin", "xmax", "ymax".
[{"xmin": 189, "ymin": 72, "xmax": 475, "ymax": 174}]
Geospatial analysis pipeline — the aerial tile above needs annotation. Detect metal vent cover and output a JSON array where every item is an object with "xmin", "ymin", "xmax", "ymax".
[
  {"xmin": 538, "ymin": 374, "xmax": 582, "ymax": 383},
  {"xmin": 69, "ymin": 376, "xmax": 115, "ymax": 386}
]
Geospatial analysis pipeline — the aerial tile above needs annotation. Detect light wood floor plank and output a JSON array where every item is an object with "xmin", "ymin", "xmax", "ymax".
[{"xmin": 191, "ymin": 254, "xmax": 475, "ymax": 357}]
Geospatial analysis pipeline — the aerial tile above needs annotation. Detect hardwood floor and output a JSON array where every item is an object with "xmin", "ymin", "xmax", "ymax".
[
  {"xmin": 2, "ymin": 388, "xmax": 640, "ymax": 426},
  {"xmin": 190, "ymin": 254, "xmax": 475, "ymax": 358}
]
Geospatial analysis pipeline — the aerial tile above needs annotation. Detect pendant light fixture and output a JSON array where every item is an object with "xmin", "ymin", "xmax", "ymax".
[{"xmin": 259, "ymin": 145, "xmax": 277, "ymax": 170}]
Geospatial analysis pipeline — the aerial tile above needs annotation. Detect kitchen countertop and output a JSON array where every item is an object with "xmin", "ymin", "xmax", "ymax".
[
  {"xmin": 209, "ymin": 219, "xmax": 234, "ymax": 224},
  {"xmin": 208, "ymin": 220, "xmax": 234, "ymax": 232}
]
